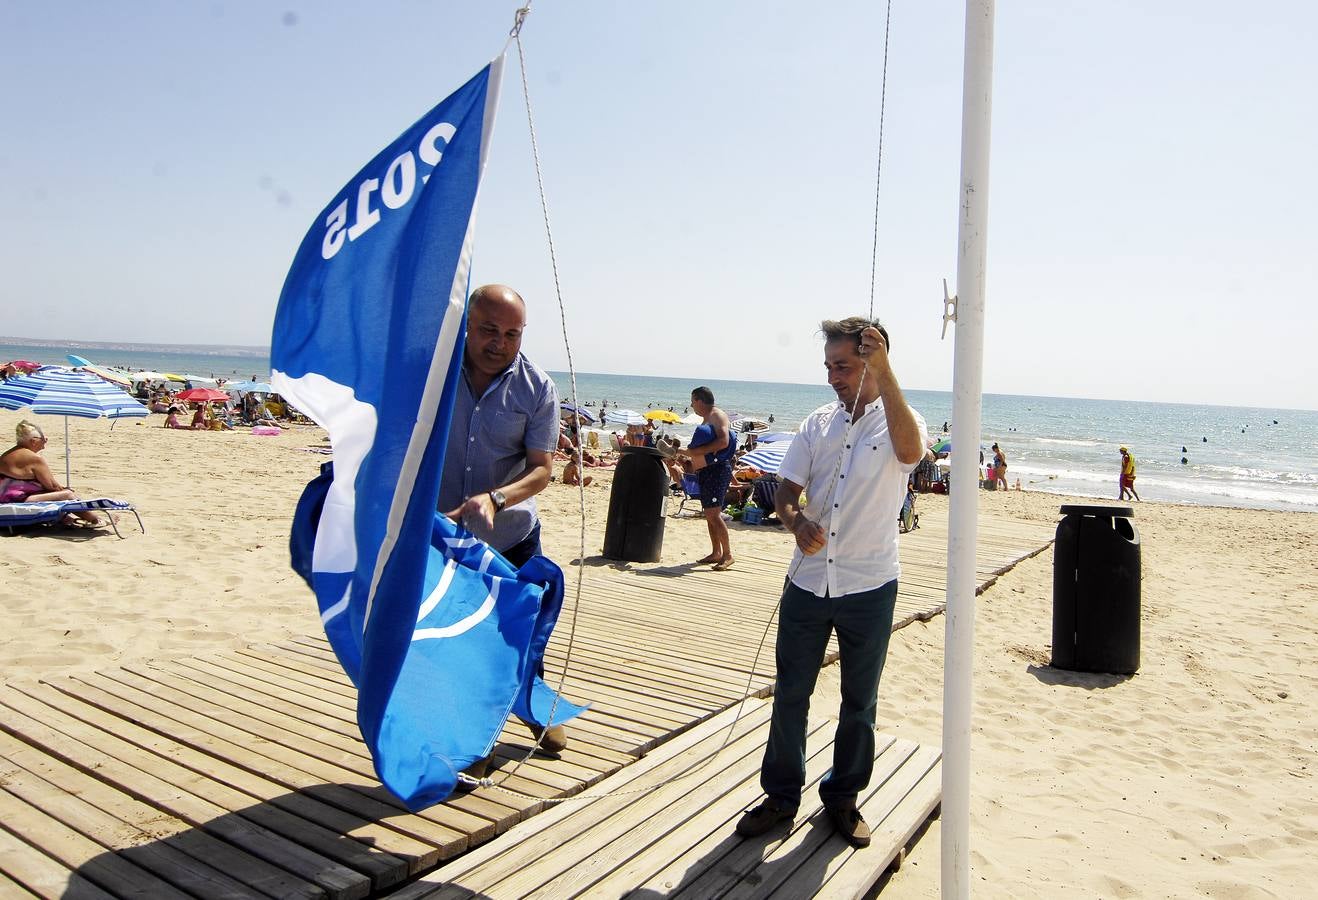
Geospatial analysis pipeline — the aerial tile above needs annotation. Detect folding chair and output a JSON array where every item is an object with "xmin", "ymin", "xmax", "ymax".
[
  {"xmin": 674, "ymin": 473, "xmax": 703, "ymax": 517},
  {"xmin": 0, "ymin": 498, "xmax": 145, "ymax": 539}
]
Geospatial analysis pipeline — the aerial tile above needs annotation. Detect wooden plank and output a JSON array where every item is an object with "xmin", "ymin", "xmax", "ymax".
[
  {"xmin": 0, "ymin": 784, "xmax": 193, "ymax": 899},
  {"xmin": 721, "ymin": 740, "xmax": 933, "ymax": 899},
  {"xmin": 30, "ymin": 677, "xmax": 425, "ymax": 886},
  {"xmin": 0, "ymin": 825, "xmax": 116, "ymax": 900},
  {"xmin": 0, "ymin": 691, "xmax": 362, "ymax": 900},
  {"xmin": 390, "ymin": 701, "xmax": 775, "ymax": 899},
  {"xmin": 808, "ymin": 758, "xmax": 942, "ymax": 900},
  {"xmin": 0, "ymin": 741, "xmax": 264, "ymax": 899},
  {"xmin": 0, "ymin": 727, "xmax": 324, "ymax": 898},
  {"xmin": 465, "ymin": 710, "xmax": 797, "ymax": 898},
  {"xmin": 82, "ymin": 668, "xmax": 510, "ymax": 846}
]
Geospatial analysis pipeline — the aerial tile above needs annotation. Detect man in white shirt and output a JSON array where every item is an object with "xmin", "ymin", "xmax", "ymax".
[{"xmin": 736, "ymin": 317, "xmax": 927, "ymax": 848}]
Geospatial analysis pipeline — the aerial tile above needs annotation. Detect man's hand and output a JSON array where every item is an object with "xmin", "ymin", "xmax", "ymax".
[
  {"xmin": 857, "ymin": 326, "xmax": 891, "ymax": 375},
  {"xmin": 793, "ymin": 516, "xmax": 827, "ymax": 555},
  {"xmin": 445, "ymin": 493, "xmax": 498, "ymax": 532}
]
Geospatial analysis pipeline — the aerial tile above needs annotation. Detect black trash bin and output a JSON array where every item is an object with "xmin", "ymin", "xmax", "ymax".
[
  {"xmin": 1051, "ymin": 504, "xmax": 1141, "ymax": 674},
  {"xmin": 602, "ymin": 446, "xmax": 668, "ymax": 562}
]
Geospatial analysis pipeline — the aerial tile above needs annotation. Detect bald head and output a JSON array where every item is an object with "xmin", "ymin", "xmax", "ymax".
[
  {"xmin": 470, "ymin": 284, "xmax": 526, "ymax": 320},
  {"xmin": 465, "ymin": 284, "xmax": 527, "ymax": 387}
]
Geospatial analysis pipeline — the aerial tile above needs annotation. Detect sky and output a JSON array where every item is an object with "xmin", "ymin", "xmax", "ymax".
[{"xmin": 2, "ymin": 1, "xmax": 1315, "ymax": 410}]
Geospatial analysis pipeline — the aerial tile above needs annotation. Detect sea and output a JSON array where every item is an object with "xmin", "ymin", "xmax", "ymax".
[{"xmin": 4, "ymin": 339, "xmax": 1316, "ymax": 514}]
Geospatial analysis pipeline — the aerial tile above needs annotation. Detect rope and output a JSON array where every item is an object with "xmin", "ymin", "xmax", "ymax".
[
  {"xmin": 867, "ymin": 0, "xmax": 895, "ymax": 320},
  {"xmin": 465, "ymin": 4, "xmax": 882, "ymax": 805}
]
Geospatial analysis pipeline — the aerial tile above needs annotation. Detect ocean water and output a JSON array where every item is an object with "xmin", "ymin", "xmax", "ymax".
[
  {"xmin": 4, "ymin": 340, "xmax": 1313, "ymax": 513},
  {"xmin": 0, "ymin": 341, "xmax": 270, "ymax": 384},
  {"xmin": 548, "ymin": 371, "xmax": 1318, "ymax": 514}
]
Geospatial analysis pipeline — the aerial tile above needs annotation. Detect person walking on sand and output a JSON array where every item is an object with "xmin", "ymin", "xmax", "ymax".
[
  {"xmin": 678, "ymin": 385, "xmax": 737, "ymax": 570},
  {"xmin": 735, "ymin": 316, "xmax": 926, "ymax": 848},
  {"xmin": 1119, "ymin": 446, "xmax": 1141, "ymax": 501},
  {"xmin": 437, "ymin": 284, "xmax": 569, "ymax": 771}
]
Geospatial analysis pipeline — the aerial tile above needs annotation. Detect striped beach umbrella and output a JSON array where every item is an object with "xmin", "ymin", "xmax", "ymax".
[
  {"xmin": 0, "ymin": 365, "xmax": 148, "ymax": 485},
  {"xmin": 602, "ymin": 408, "xmax": 647, "ymax": 426},
  {"xmin": 739, "ymin": 441, "xmax": 792, "ymax": 475}
]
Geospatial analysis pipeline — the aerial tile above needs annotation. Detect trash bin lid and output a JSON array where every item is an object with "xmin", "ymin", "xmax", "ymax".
[
  {"xmin": 1059, "ymin": 504, "xmax": 1134, "ymax": 518},
  {"xmin": 619, "ymin": 445, "xmax": 665, "ymax": 458}
]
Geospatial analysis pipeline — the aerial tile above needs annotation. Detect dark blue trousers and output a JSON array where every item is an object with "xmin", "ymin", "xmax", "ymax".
[{"xmin": 760, "ymin": 578, "xmax": 898, "ymax": 810}]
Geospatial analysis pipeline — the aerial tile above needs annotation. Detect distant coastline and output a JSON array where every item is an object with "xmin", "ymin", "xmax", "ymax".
[{"xmin": 0, "ymin": 335, "xmax": 270, "ymax": 359}]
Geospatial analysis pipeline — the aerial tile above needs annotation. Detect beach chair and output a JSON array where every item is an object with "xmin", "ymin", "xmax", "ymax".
[
  {"xmin": 674, "ymin": 473, "xmax": 703, "ymax": 517},
  {"xmin": 0, "ymin": 498, "xmax": 144, "ymax": 539}
]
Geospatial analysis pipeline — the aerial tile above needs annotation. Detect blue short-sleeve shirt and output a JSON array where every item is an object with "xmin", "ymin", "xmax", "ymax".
[{"xmin": 438, "ymin": 352, "xmax": 559, "ymax": 551}]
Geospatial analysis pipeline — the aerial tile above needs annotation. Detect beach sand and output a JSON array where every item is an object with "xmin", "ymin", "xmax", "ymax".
[{"xmin": 2, "ymin": 409, "xmax": 1314, "ymax": 896}]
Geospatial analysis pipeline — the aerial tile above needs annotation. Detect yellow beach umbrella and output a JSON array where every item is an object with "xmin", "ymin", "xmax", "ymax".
[{"xmin": 643, "ymin": 409, "xmax": 682, "ymax": 424}]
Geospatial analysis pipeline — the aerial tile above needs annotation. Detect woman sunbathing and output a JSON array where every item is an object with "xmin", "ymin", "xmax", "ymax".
[
  {"xmin": 163, "ymin": 406, "xmax": 188, "ymax": 429},
  {"xmin": 0, "ymin": 420, "xmax": 103, "ymax": 524}
]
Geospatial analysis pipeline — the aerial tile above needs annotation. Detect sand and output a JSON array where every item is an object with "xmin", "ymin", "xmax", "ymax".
[{"xmin": 2, "ymin": 408, "xmax": 1315, "ymax": 897}]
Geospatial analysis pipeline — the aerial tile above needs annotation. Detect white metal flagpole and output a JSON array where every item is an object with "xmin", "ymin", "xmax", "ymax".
[{"xmin": 943, "ymin": 1, "xmax": 996, "ymax": 897}]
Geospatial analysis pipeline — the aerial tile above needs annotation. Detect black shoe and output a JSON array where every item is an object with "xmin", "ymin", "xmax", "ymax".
[
  {"xmin": 735, "ymin": 800, "xmax": 795, "ymax": 837},
  {"xmin": 826, "ymin": 802, "xmax": 871, "ymax": 848}
]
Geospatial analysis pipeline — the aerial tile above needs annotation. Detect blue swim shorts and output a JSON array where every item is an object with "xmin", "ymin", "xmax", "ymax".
[{"xmin": 697, "ymin": 462, "xmax": 734, "ymax": 510}]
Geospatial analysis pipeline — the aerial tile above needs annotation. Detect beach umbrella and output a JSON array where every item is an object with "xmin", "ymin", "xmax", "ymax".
[
  {"xmin": 643, "ymin": 409, "xmax": 682, "ymax": 424},
  {"xmin": 223, "ymin": 380, "xmax": 274, "ymax": 393},
  {"xmin": 0, "ymin": 365, "xmax": 148, "ymax": 485},
  {"xmin": 739, "ymin": 441, "xmax": 792, "ymax": 475},
  {"xmin": 175, "ymin": 387, "xmax": 230, "ymax": 403},
  {"xmin": 67, "ymin": 354, "xmax": 133, "ymax": 388},
  {"xmin": 931, "ymin": 438, "xmax": 952, "ymax": 454},
  {"xmin": 603, "ymin": 408, "xmax": 646, "ymax": 426},
  {"xmin": 679, "ymin": 412, "xmax": 704, "ymax": 426},
  {"xmin": 182, "ymin": 374, "xmax": 218, "ymax": 386},
  {"xmin": 160, "ymin": 373, "xmax": 188, "ymax": 383},
  {"xmin": 758, "ymin": 431, "xmax": 795, "ymax": 444},
  {"xmin": 559, "ymin": 401, "xmax": 595, "ymax": 424},
  {"xmin": 131, "ymin": 370, "xmax": 171, "ymax": 382}
]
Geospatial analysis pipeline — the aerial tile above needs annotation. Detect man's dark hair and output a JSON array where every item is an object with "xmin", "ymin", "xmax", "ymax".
[
  {"xmin": 691, "ymin": 386, "xmax": 715, "ymax": 404},
  {"xmin": 821, "ymin": 316, "xmax": 890, "ymax": 352}
]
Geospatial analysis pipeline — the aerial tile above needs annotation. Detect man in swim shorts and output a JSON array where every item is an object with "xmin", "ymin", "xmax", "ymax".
[
  {"xmin": 1119, "ymin": 446, "xmax": 1140, "ymax": 501},
  {"xmin": 683, "ymin": 385, "xmax": 737, "ymax": 571}
]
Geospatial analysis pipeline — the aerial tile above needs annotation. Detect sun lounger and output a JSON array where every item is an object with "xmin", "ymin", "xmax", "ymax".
[{"xmin": 0, "ymin": 498, "xmax": 144, "ymax": 539}]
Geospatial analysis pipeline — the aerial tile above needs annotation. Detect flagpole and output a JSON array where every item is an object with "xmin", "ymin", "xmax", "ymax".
[
  {"xmin": 64, "ymin": 415, "xmax": 71, "ymax": 487},
  {"xmin": 943, "ymin": 1, "xmax": 995, "ymax": 898}
]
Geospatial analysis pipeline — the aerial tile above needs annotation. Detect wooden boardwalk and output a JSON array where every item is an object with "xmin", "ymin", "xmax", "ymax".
[{"xmin": 0, "ymin": 509, "xmax": 1053, "ymax": 898}]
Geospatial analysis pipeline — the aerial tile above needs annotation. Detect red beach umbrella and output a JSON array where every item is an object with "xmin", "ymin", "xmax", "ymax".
[{"xmin": 175, "ymin": 387, "xmax": 230, "ymax": 403}]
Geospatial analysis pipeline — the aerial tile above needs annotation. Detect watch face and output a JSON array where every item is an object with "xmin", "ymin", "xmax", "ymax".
[{"xmin": 491, "ymin": 490, "xmax": 506, "ymax": 510}]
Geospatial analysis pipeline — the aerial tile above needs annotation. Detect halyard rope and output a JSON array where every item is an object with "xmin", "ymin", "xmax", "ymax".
[
  {"xmin": 464, "ymin": 4, "xmax": 880, "ymax": 802},
  {"xmin": 868, "ymin": 0, "xmax": 895, "ymax": 320}
]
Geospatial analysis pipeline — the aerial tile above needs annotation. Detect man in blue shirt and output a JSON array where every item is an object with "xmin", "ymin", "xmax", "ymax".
[{"xmin": 438, "ymin": 283, "xmax": 566, "ymax": 758}]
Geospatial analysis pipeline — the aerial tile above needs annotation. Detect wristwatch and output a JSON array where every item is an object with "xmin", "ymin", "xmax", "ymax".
[{"xmin": 489, "ymin": 489, "xmax": 507, "ymax": 512}]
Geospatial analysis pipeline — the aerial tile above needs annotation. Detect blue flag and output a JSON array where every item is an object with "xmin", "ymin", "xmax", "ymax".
[{"xmin": 271, "ymin": 57, "xmax": 584, "ymax": 810}]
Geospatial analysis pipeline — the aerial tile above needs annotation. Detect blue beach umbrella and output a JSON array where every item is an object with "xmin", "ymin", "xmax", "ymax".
[
  {"xmin": 740, "ymin": 441, "xmax": 793, "ymax": 475},
  {"xmin": 0, "ymin": 366, "xmax": 148, "ymax": 485},
  {"xmin": 66, "ymin": 353, "xmax": 133, "ymax": 388},
  {"xmin": 224, "ymin": 380, "xmax": 275, "ymax": 393},
  {"xmin": 559, "ymin": 401, "xmax": 595, "ymax": 424}
]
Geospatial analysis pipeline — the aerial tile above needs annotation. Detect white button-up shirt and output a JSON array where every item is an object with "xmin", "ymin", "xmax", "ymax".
[{"xmin": 778, "ymin": 398, "xmax": 927, "ymax": 598}]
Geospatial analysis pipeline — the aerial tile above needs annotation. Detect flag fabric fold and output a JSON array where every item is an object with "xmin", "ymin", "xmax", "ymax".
[{"xmin": 271, "ymin": 56, "xmax": 584, "ymax": 809}]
